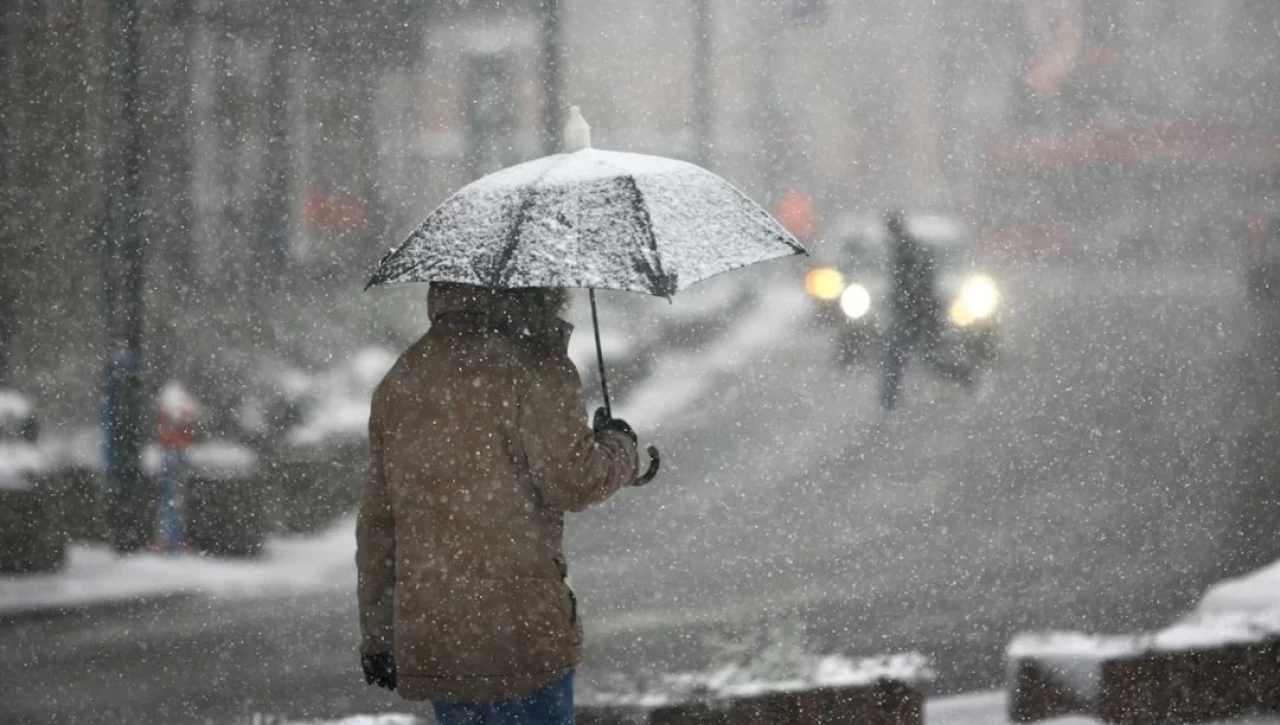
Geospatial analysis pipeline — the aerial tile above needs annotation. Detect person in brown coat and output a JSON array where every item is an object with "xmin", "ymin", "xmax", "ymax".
[{"xmin": 356, "ymin": 282, "xmax": 641, "ymax": 723}]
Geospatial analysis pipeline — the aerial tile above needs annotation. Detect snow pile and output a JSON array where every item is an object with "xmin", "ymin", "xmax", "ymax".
[
  {"xmin": 1197, "ymin": 559, "xmax": 1280, "ymax": 619},
  {"xmin": 185, "ymin": 440, "xmax": 259, "ymax": 481},
  {"xmin": 282, "ymin": 716, "xmax": 421, "ymax": 725},
  {"xmin": 0, "ymin": 440, "xmax": 47, "ymax": 492},
  {"xmin": 0, "ymin": 516, "xmax": 356, "ymax": 614},
  {"xmin": 39, "ymin": 426, "xmax": 105, "ymax": 471},
  {"xmin": 678, "ymin": 651, "xmax": 933, "ymax": 700},
  {"xmin": 582, "ymin": 651, "xmax": 932, "ymax": 709},
  {"xmin": 0, "ymin": 388, "xmax": 34, "ymax": 433}
]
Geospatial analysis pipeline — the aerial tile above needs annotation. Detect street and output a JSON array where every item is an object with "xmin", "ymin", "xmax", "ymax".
[{"xmin": 3, "ymin": 266, "xmax": 1278, "ymax": 725}]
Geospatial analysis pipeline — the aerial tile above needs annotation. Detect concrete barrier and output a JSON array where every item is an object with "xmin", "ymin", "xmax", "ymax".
[
  {"xmin": 185, "ymin": 441, "xmax": 265, "ymax": 557},
  {"xmin": 647, "ymin": 678, "xmax": 923, "ymax": 725},
  {"xmin": 1096, "ymin": 640, "xmax": 1280, "ymax": 725},
  {"xmin": 1008, "ymin": 625, "xmax": 1280, "ymax": 725},
  {"xmin": 1007, "ymin": 658, "xmax": 1093, "ymax": 723},
  {"xmin": 580, "ymin": 652, "xmax": 931, "ymax": 725},
  {"xmin": 0, "ymin": 483, "xmax": 65, "ymax": 573}
]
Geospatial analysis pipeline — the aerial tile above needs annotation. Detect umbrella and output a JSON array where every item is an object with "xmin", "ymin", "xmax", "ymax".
[{"xmin": 368, "ymin": 107, "xmax": 806, "ymax": 483}]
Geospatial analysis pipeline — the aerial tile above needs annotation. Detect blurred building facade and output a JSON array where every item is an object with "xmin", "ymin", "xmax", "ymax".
[{"xmin": 2, "ymin": 0, "xmax": 1278, "ymax": 420}]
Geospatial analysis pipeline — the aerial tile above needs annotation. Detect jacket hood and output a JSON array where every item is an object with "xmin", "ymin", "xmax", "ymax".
[
  {"xmin": 428, "ymin": 282, "xmax": 528, "ymax": 322},
  {"xmin": 428, "ymin": 282, "xmax": 573, "ymax": 351}
]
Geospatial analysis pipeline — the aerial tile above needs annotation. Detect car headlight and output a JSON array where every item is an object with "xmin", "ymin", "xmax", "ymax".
[
  {"xmin": 840, "ymin": 283, "xmax": 871, "ymax": 319},
  {"xmin": 949, "ymin": 274, "xmax": 1000, "ymax": 327},
  {"xmin": 805, "ymin": 267, "xmax": 845, "ymax": 301}
]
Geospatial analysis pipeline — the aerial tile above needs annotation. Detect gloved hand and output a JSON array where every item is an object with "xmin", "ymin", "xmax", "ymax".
[
  {"xmin": 592, "ymin": 407, "xmax": 637, "ymax": 444},
  {"xmin": 362, "ymin": 652, "xmax": 396, "ymax": 691}
]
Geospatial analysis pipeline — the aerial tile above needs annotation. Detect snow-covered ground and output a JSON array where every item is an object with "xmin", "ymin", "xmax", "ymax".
[
  {"xmin": 1002, "ymin": 546, "xmax": 1280, "ymax": 713},
  {"xmin": 618, "ymin": 282, "xmax": 808, "ymax": 432},
  {"xmin": 0, "ymin": 283, "xmax": 799, "ymax": 617},
  {"xmin": 0, "ymin": 516, "xmax": 355, "ymax": 615},
  {"xmin": 1197, "ymin": 558, "xmax": 1280, "ymax": 619},
  {"xmin": 270, "ymin": 692, "xmax": 1280, "ymax": 725}
]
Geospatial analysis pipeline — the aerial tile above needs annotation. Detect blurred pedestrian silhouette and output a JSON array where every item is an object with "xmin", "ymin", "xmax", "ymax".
[{"xmin": 880, "ymin": 210, "xmax": 974, "ymax": 411}]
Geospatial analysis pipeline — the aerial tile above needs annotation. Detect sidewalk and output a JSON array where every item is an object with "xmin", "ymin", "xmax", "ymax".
[{"xmin": 0, "ymin": 516, "xmax": 355, "ymax": 617}]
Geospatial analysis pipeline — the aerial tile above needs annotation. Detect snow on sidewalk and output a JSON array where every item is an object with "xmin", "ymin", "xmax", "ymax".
[
  {"xmin": 271, "ymin": 692, "xmax": 1280, "ymax": 725},
  {"xmin": 621, "ymin": 283, "xmax": 809, "ymax": 432},
  {"xmin": 0, "ymin": 517, "xmax": 356, "ymax": 616},
  {"xmin": 283, "ymin": 717, "xmax": 419, "ymax": 725}
]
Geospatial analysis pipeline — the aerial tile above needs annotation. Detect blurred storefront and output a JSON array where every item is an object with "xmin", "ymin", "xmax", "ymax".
[{"xmin": 4, "ymin": 0, "xmax": 1279, "ymax": 419}]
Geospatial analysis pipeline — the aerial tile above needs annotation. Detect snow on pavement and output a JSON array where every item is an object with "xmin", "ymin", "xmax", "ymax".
[
  {"xmin": 283, "ymin": 717, "xmax": 420, "ymax": 725},
  {"xmin": 0, "ymin": 517, "xmax": 355, "ymax": 615},
  {"xmin": 270, "ymin": 693, "xmax": 1280, "ymax": 725},
  {"xmin": 620, "ymin": 282, "xmax": 809, "ymax": 432}
]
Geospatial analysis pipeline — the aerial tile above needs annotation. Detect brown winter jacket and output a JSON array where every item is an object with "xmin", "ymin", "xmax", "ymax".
[{"xmin": 356, "ymin": 284, "xmax": 640, "ymax": 702}]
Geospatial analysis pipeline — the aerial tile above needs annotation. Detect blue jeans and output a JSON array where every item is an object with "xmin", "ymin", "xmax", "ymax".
[
  {"xmin": 159, "ymin": 450, "xmax": 187, "ymax": 553},
  {"xmin": 432, "ymin": 671, "xmax": 574, "ymax": 725}
]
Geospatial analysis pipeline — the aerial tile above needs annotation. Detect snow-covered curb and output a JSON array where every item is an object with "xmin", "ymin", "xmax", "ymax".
[
  {"xmin": 581, "ymin": 651, "xmax": 932, "ymax": 709},
  {"xmin": 0, "ymin": 516, "xmax": 356, "ymax": 615},
  {"xmin": 1198, "ymin": 560, "xmax": 1280, "ymax": 620},
  {"xmin": 254, "ymin": 691, "xmax": 1280, "ymax": 725},
  {"xmin": 1006, "ymin": 553, "xmax": 1280, "ymax": 723},
  {"xmin": 282, "ymin": 717, "xmax": 421, "ymax": 725}
]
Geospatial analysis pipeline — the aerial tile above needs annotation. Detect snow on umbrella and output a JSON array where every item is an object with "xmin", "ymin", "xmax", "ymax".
[{"xmin": 367, "ymin": 107, "xmax": 807, "ymax": 482}]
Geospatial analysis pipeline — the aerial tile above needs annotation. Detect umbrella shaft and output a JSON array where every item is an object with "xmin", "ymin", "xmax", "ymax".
[{"xmin": 589, "ymin": 288, "xmax": 612, "ymax": 418}]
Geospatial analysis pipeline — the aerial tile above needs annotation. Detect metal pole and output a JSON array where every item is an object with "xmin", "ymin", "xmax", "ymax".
[
  {"xmin": 258, "ymin": 9, "xmax": 293, "ymax": 298},
  {"xmin": 691, "ymin": 0, "xmax": 713, "ymax": 169},
  {"xmin": 0, "ymin": 1, "xmax": 17, "ymax": 386},
  {"xmin": 540, "ymin": 0, "xmax": 563, "ymax": 156},
  {"xmin": 103, "ymin": 0, "xmax": 150, "ymax": 553},
  {"xmin": 756, "ymin": 3, "xmax": 783, "ymax": 202}
]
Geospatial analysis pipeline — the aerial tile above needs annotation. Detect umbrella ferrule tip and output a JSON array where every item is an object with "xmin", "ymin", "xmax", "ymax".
[{"xmin": 564, "ymin": 106, "xmax": 592, "ymax": 153}]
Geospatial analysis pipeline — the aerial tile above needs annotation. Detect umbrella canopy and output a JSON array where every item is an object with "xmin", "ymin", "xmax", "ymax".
[
  {"xmin": 366, "ymin": 108, "xmax": 807, "ymax": 486},
  {"xmin": 366, "ymin": 148, "xmax": 805, "ymax": 296}
]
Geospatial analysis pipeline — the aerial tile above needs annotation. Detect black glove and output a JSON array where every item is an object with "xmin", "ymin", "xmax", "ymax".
[
  {"xmin": 362, "ymin": 652, "xmax": 396, "ymax": 691},
  {"xmin": 592, "ymin": 407, "xmax": 637, "ymax": 444}
]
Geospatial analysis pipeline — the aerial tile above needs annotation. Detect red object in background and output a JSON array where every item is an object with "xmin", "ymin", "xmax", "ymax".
[
  {"xmin": 302, "ymin": 189, "xmax": 368, "ymax": 233},
  {"xmin": 775, "ymin": 189, "xmax": 818, "ymax": 243},
  {"xmin": 156, "ymin": 382, "xmax": 198, "ymax": 452}
]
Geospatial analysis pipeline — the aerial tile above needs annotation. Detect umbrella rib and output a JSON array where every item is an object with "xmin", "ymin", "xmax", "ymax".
[
  {"xmin": 492, "ymin": 160, "xmax": 565, "ymax": 288},
  {"xmin": 619, "ymin": 175, "xmax": 676, "ymax": 297},
  {"xmin": 491, "ymin": 189, "xmax": 537, "ymax": 287}
]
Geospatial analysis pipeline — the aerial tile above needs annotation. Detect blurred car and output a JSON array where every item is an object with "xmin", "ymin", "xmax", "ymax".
[
  {"xmin": 803, "ymin": 213, "xmax": 1001, "ymax": 366},
  {"xmin": 1243, "ymin": 212, "xmax": 1280, "ymax": 304}
]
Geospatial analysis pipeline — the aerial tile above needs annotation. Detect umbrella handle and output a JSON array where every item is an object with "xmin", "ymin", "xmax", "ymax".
[{"xmin": 634, "ymin": 445, "xmax": 660, "ymax": 486}]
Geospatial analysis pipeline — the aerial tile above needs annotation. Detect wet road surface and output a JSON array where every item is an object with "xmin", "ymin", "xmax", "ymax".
[{"xmin": 3, "ymin": 266, "xmax": 1279, "ymax": 724}]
